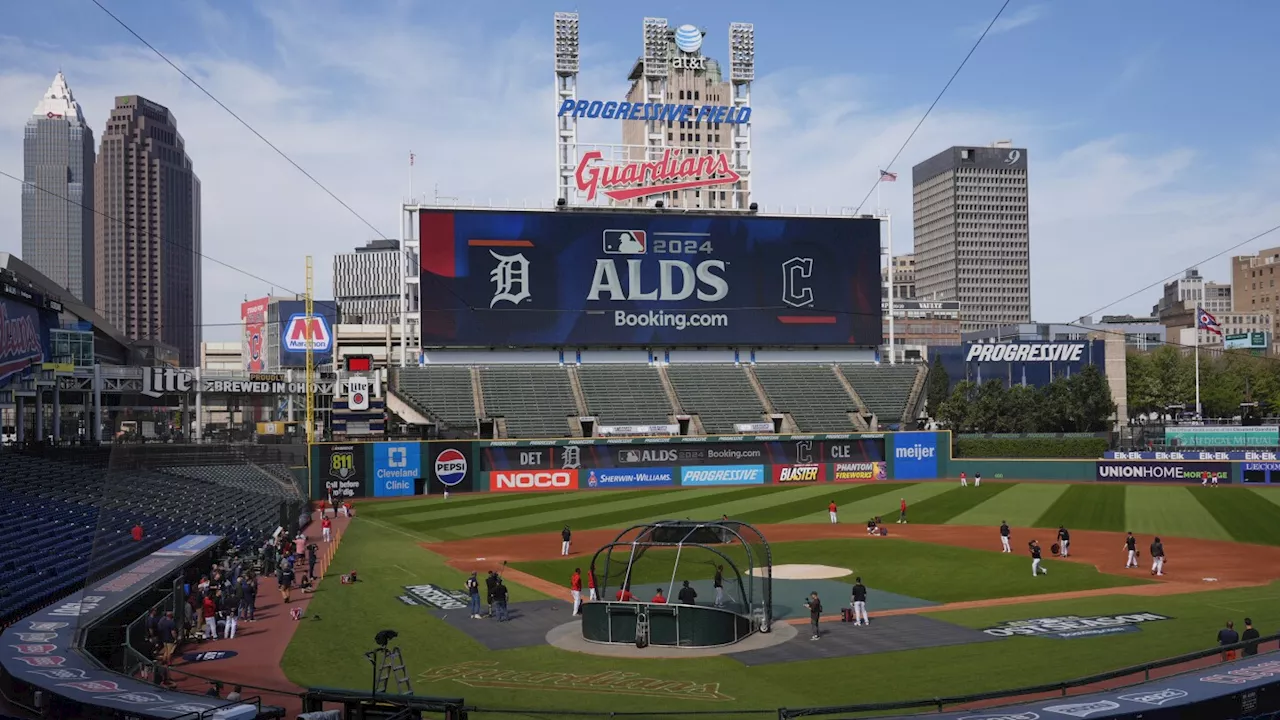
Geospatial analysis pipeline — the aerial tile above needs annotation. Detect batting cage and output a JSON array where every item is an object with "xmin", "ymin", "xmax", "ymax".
[{"xmin": 581, "ymin": 520, "xmax": 774, "ymax": 648}]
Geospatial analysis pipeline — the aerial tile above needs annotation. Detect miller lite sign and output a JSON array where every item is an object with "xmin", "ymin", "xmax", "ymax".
[
  {"xmin": 141, "ymin": 368, "xmax": 193, "ymax": 399},
  {"xmin": 348, "ymin": 376, "xmax": 370, "ymax": 411}
]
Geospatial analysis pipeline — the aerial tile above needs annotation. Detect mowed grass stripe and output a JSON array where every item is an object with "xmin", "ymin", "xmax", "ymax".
[
  {"xmin": 1123, "ymin": 485, "xmax": 1231, "ymax": 541},
  {"xmin": 1189, "ymin": 486, "xmax": 1280, "ymax": 546},
  {"xmin": 741, "ymin": 482, "xmax": 905, "ymax": 524},
  {"xmin": 390, "ymin": 488, "xmax": 669, "ymax": 531},
  {"xmin": 458, "ymin": 486, "xmax": 784, "ymax": 537},
  {"xmin": 801, "ymin": 482, "xmax": 944, "ymax": 524},
  {"xmin": 627, "ymin": 483, "xmax": 831, "ymax": 527},
  {"xmin": 947, "ymin": 482, "xmax": 1069, "ymax": 527},
  {"xmin": 364, "ymin": 490, "xmax": 552, "ymax": 520},
  {"xmin": 904, "ymin": 482, "xmax": 1016, "ymax": 525},
  {"xmin": 1250, "ymin": 486, "xmax": 1280, "ymax": 509},
  {"xmin": 1033, "ymin": 484, "xmax": 1126, "ymax": 530}
]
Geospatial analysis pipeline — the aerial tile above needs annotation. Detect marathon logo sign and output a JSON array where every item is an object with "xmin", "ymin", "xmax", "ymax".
[
  {"xmin": 982, "ymin": 612, "xmax": 1172, "ymax": 639},
  {"xmin": 965, "ymin": 342, "xmax": 1085, "ymax": 363},
  {"xmin": 833, "ymin": 461, "xmax": 886, "ymax": 482},
  {"xmin": 772, "ymin": 464, "xmax": 825, "ymax": 483},
  {"xmin": 1096, "ymin": 461, "xmax": 1230, "ymax": 483}
]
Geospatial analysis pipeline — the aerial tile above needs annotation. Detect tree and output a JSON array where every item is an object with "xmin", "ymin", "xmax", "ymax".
[
  {"xmin": 925, "ymin": 355, "xmax": 951, "ymax": 416},
  {"xmin": 1065, "ymin": 364, "xmax": 1117, "ymax": 431},
  {"xmin": 936, "ymin": 380, "xmax": 976, "ymax": 431}
]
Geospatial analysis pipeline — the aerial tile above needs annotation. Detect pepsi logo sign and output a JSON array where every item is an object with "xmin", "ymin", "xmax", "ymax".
[{"xmin": 434, "ymin": 448, "xmax": 468, "ymax": 487}]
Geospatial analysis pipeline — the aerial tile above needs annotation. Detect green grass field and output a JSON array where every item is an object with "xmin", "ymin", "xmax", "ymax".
[{"xmin": 281, "ymin": 482, "xmax": 1280, "ymax": 716}]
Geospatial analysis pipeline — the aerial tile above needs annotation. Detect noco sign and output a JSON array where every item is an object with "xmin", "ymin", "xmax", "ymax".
[
  {"xmin": 418, "ymin": 209, "xmax": 882, "ymax": 347},
  {"xmin": 489, "ymin": 470, "xmax": 578, "ymax": 492}
]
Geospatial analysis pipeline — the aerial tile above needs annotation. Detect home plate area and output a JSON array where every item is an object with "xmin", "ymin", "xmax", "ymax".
[{"xmin": 431, "ymin": 599, "xmax": 996, "ymax": 664}]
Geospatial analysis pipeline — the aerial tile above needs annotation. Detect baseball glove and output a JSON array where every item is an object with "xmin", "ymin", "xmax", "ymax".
[{"xmin": 1051, "ymin": 543, "xmax": 1061, "ymax": 555}]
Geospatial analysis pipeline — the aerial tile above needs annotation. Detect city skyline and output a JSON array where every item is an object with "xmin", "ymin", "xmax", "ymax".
[{"xmin": 2, "ymin": 1, "xmax": 1279, "ymax": 341}]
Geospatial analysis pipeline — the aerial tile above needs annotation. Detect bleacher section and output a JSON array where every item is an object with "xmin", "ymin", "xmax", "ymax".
[
  {"xmin": 577, "ymin": 365, "xmax": 672, "ymax": 426},
  {"xmin": 752, "ymin": 365, "xmax": 858, "ymax": 432},
  {"xmin": 667, "ymin": 365, "xmax": 767, "ymax": 434},
  {"xmin": 0, "ymin": 452, "xmax": 297, "ymax": 625},
  {"xmin": 841, "ymin": 364, "xmax": 921, "ymax": 425},
  {"xmin": 160, "ymin": 465, "xmax": 296, "ymax": 498},
  {"xmin": 394, "ymin": 366, "xmax": 478, "ymax": 430},
  {"xmin": 480, "ymin": 365, "xmax": 579, "ymax": 439}
]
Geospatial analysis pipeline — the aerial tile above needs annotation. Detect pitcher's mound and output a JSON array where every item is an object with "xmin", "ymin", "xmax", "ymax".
[{"xmin": 753, "ymin": 564, "xmax": 852, "ymax": 580}]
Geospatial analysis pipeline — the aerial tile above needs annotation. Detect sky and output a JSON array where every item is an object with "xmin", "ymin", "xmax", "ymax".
[{"xmin": 2, "ymin": 0, "xmax": 1280, "ymax": 342}]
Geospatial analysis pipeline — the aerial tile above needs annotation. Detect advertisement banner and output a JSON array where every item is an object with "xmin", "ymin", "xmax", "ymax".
[
  {"xmin": 933, "ymin": 340, "xmax": 1105, "ymax": 391},
  {"xmin": 1166, "ymin": 426, "xmax": 1279, "ymax": 448},
  {"xmin": 772, "ymin": 464, "xmax": 825, "ymax": 483},
  {"xmin": 892, "ymin": 432, "xmax": 940, "ymax": 480},
  {"xmin": 275, "ymin": 299, "xmax": 339, "ymax": 368},
  {"xmin": 1095, "ymin": 461, "xmax": 1230, "ymax": 483},
  {"xmin": 322, "ymin": 444, "xmax": 367, "ymax": 498},
  {"xmin": 582, "ymin": 468, "xmax": 675, "ymax": 489},
  {"xmin": 479, "ymin": 437, "xmax": 885, "ymax": 472},
  {"xmin": 240, "ymin": 296, "xmax": 269, "ymax": 372},
  {"xmin": 489, "ymin": 469, "xmax": 578, "ymax": 493},
  {"xmin": 0, "ymin": 297, "xmax": 50, "ymax": 385},
  {"xmin": 1108, "ymin": 450, "xmax": 1280, "ymax": 460},
  {"xmin": 429, "ymin": 445, "xmax": 473, "ymax": 494},
  {"xmin": 372, "ymin": 442, "xmax": 422, "ymax": 497},
  {"xmin": 981, "ymin": 612, "xmax": 1173, "ymax": 639},
  {"xmin": 832, "ymin": 461, "xmax": 887, "ymax": 482},
  {"xmin": 680, "ymin": 465, "xmax": 765, "ymax": 486},
  {"xmin": 418, "ymin": 210, "xmax": 882, "ymax": 346}
]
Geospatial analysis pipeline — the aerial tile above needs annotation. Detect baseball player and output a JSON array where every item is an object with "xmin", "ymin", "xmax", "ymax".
[
  {"xmin": 828, "ymin": 500, "xmax": 838, "ymax": 524},
  {"xmin": 1201, "ymin": 471, "xmax": 1219, "ymax": 487},
  {"xmin": 570, "ymin": 568, "xmax": 583, "ymax": 616},
  {"xmin": 960, "ymin": 471, "xmax": 968, "ymax": 487},
  {"xmin": 850, "ymin": 576, "xmax": 869, "ymax": 626},
  {"xmin": 1150, "ymin": 536, "xmax": 1165, "ymax": 576},
  {"xmin": 1057, "ymin": 525, "xmax": 1070, "ymax": 557},
  {"xmin": 974, "ymin": 472, "xmax": 982, "ymax": 487},
  {"xmin": 1029, "ymin": 540, "xmax": 1048, "ymax": 576},
  {"xmin": 587, "ymin": 564, "xmax": 598, "ymax": 601},
  {"xmin": 561, "ymin": 525, "xmax": 572, "ymax": 556},
  {"xmin": 1123, "ymin": 532, "xmax": 1138, "ymax": 568},
  {"xmin": 999, "ymin": 521, "xmax": 1011, "ymax": 553},
  {"xmin": 898, "ymin": 498, "xmax": 908, "ymax": 523},
  {"xmin": 713, "ymin": 565, "xmax": 725, "ymax": 607}
]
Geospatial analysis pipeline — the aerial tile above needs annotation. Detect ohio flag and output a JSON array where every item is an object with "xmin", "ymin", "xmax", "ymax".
[{"xmin": 1197, "ymin": 307, "xmax": 1222, "ymax": 336}]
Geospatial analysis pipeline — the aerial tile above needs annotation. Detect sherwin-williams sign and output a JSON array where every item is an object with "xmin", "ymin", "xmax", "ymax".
[{"xmin": 1166, "ymin": 426, "xmax": 1278, "ymax": 448}]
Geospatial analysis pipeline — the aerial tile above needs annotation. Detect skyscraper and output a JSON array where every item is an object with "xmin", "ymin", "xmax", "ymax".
[
  {"xmin": 94, "ymin": 95, "xmax": 202, "ymax": 366},
  {"xmin": 912, "ymin": 141, "xmax": 1031, "ymax": 332},
  {"xmin": 22, "ymin": 72, "xmax": 96, "ymax": 302}
]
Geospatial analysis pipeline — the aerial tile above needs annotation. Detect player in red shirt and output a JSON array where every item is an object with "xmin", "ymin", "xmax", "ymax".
[
  {"xmin": 616, "ymin": 585, "xmax": 634, "ymax": 601},
  {"xmin": 898, "ymin": 498, "xmax": 908, "ymax": 524},
  {"xmin": 651, "ymin": 588, "xmax": 667, "ymax": 604},
  {"xmin": 828, "ymin": 501, "xmax": 838, "ymax": 524},
  {"xmin": 570, "ymin": 568, "xmax": 583, "ymax": 615},
  {"xmin": 321, "ymin": 516, "xmax": 332, "ymax": 542},
  {"xmin": 587, "ymin": 564, "xmax": 598, "ymax": 601}
]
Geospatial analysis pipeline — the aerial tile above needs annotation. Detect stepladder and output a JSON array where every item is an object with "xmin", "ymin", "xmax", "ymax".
[{"xmin": 375, "ymin": 646, "xmax": 413, "ymax": 695}]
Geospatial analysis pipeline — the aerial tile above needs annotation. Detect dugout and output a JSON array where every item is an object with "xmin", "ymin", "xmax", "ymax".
[{"xmin": 581, "ymin": 520, "xmax": 773, "ymax": 648}]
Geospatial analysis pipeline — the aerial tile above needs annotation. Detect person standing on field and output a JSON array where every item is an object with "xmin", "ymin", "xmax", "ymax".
[
  {"xmin": 850, "ymin": 577, "xmax": 869, "ymax": 626},
  {"xmin": 466, "ymin": 572, "xmax": 481, "ymax": 619},
  {"xmin": 960, "ymin": 471, "xmax": 967, "ymax": 487},
  {"xmin": 898, "ymin": 498, "xmax": 908, "ymax": 523},
  {"xmin": 828, "ymin": 500, "xmax": 838, "ymax": 524},
  {"xmin": 713, "ymin": 565, "xmax": 725, "ymax": 607},
  {"xmin": 999, "ymin": 521, "xmax": 1011, "ymax": 553},
  {"xmin": 1030, "ymin": 540, "xmax": 1048, "ymax": 576},
  {"xmin": 1124, "ymin": 532, "xmax": 1138, "ymax": 568},
  {"xmin": 570, "ymin": 568, "xmax": 583, "ymax": 616},
  {"xmin": 1150, "ymin": 536, "xmax": 1166, "ymax": 576},
  {"xmin": 1057, "ymin": 525, "xmax": 1070, "ymax": 557},
  {"xmin": 587, "ymin": 564, "xmax": 598, "ymax": 601},
  {"xmin": 806, "ymin": 592, "xmax": 823, "ymax": 640},
  {"xmin": 974, "ymin": 472, "xmax": 982, "ymax": 487},
  {"xmin": 561, "ymin": 525, "xmax": 572, "ymax": 556}
]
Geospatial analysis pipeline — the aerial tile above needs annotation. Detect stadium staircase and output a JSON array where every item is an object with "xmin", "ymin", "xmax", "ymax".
[
  {"xmin": 831, "ymin": 366, "xmax": 874, "ymax": 431},
  {"xmin": 478, "ymin": 365, "xmax": 579, "ymax": 438},
  {"xmin": 576, "ymin": 364, "xmax": 675, "ymax": 427},
  {"xmin": 752, "ymin": 364, "xmax": 861, "ymax": 432},
  {"xmin": 392, "ymin": 366, "xmax": 479, "ymax": 435},
  {"xmin": 840, "ymin": 364, "xmax": 924, "ymax": 427},
  {"xmin": 666, "ymin": 365, "xmax": 770, "ymax": 435}
]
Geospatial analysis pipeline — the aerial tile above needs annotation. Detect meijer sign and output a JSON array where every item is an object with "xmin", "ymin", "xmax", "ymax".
[
  {"xmin": 490, "ymin": 470, "xmax": 577, "ymax": 492},
  {"xmin": 965, "ymin": 343, "xmax": 1085, "ymax": 363}
]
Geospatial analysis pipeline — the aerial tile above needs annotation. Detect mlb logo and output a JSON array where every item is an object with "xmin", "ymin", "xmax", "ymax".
[{"xmin": 603, "ymin": 230, "xmax": 647, "ymax": 255}]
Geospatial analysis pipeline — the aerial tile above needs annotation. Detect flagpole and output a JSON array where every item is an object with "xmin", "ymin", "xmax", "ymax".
[
  {"xmin": 409, "ymin": 151, "xmax": 415, "ymax": 202},
  {"xmin": 1194, "ymin": 306, "xmax": 1202, "ymax": 419}
]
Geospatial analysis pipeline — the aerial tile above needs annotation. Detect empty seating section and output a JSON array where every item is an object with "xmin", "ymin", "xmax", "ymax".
[
  {"xmin": 394, "ymin": 367, "xmax": 477, "ymax": 429},
  {"xmin": 752, "ymin": 365, "xmax": 856, "ymax": 432},
  {"xmin": 161, "ymin": 465, "xmax": 295, "ymax": 497},
  {"xmin": 480, "ymin": 365, "xmax": 578, "ymax": 438},
  {"xmin": 577, "ymin": 365, "xmax": 672, "ymax": 426},
  {"xmin": 667, "ymin": 365, "xmax": 766, "ymax": 434},
  {"xmin": 841, "ymin": 364, "xmax": 920, "ymax": 424},
  {"xmin": 0, "ymin": 452, "xmax": 293, "ymax": 624}
]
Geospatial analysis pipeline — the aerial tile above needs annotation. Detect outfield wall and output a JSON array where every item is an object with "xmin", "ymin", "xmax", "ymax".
[{"xmin": 308, "ymin": 432, "xmax": 1270, "ymax": 499}]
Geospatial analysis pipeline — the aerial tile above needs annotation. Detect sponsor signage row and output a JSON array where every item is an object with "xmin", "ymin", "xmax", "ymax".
[
  {"xmin": 557, "ymin": 99, "xmax": 751, "ymax": 125},
  {"xmin": 1107, "ymin": 450, "xmax": 1280, "ymax": 460},
  {"xmin": 1096, "ymin": 461, "xmax": 1230, "ymax": 483},
  {"xmin": 1166, "ymin": 425, "xmax": 1280, "ymax": 448},
  {"xmin": 681, "ymin": 465, "xmax": 765, "ymax": 486},
  {"xmin": 964, "ymin": 342, "xmax": 1086, "ymax": 363},
  {"xmin": 583, "ymin": 468, "xmax": 675, "ymax": 489},
  {"xmin": 597, "ymin": 424, "xmax": 680, "ymax": 437},
  {"xmin": 479, "ymin": 438, "xmax": 887, "ymax": 472}
]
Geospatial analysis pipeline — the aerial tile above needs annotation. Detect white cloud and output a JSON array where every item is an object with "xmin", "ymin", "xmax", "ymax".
[
  {"xmin": 1, "ymin": 4, "xmax": 1277, "ymax": 344},
  {"xmin": 964, "ymin": 3, "xmax": 1047, "ymax": 39}
]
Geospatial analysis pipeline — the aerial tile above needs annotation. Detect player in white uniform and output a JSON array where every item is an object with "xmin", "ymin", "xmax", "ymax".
[
  {"xmin": 999, "ymin": 521, "xmax": 1011, "ymax": 552},
  {"xmin": 959, "ymin": 472, "xmax": 968, "ymax": 487},
  {"xmin": 974, "ymin": 472, "xmax": 982, "ymax": 487}
]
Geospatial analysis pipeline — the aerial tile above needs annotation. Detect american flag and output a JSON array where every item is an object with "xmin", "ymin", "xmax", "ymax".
[
  {"xmin": 879, "ymin": 169, "xmax": 898, "ymax": 182},
  {"xmin": 1197, "ymin": 307, "xmax": 1222, "ymax": 336},
  {"xmin": 410, "ymin": 152, "xmax": 416, "ymax": 167}
]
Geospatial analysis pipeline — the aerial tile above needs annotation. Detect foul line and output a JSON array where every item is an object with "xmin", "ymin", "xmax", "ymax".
[{"xmin": 362, "ymin": 516, "xmax": 438, "ymax": 544}]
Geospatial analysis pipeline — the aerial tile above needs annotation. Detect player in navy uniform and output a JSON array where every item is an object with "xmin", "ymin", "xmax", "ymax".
[
  {"xmin": 999, "ymin": 521, "xmax": 1011, "ymax": 553},
  {"xmin": 1029, "ymin": 540, "xmax": 1048, "ymax": 576},
  {"xmin": 1123, "ymin": 532, "xmax": 1138, "ymax": 568},
  {"xmin": 1057, "ymin": 525, "xmax": 1070, "ymax": 557},
  {"xmin": 850, "ymin": 577, "xmax": 869, "ymax": 626},
  {"xmin": 1150, "ymin": 537, "xmax": 1165, "ymax": 576}
]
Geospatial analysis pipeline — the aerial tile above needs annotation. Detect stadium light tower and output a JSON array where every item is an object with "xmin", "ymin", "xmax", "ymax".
[
  {"xmin": 728, "ymin": 23, "xmax": 754, "ymax": 210},
  {"xmin": 555, "ymin": 12, "xmax": 580, "ymax": 204},
  {"xmin": 642, "ymin": 17, "xmax": 671, "ymax": 173}
]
